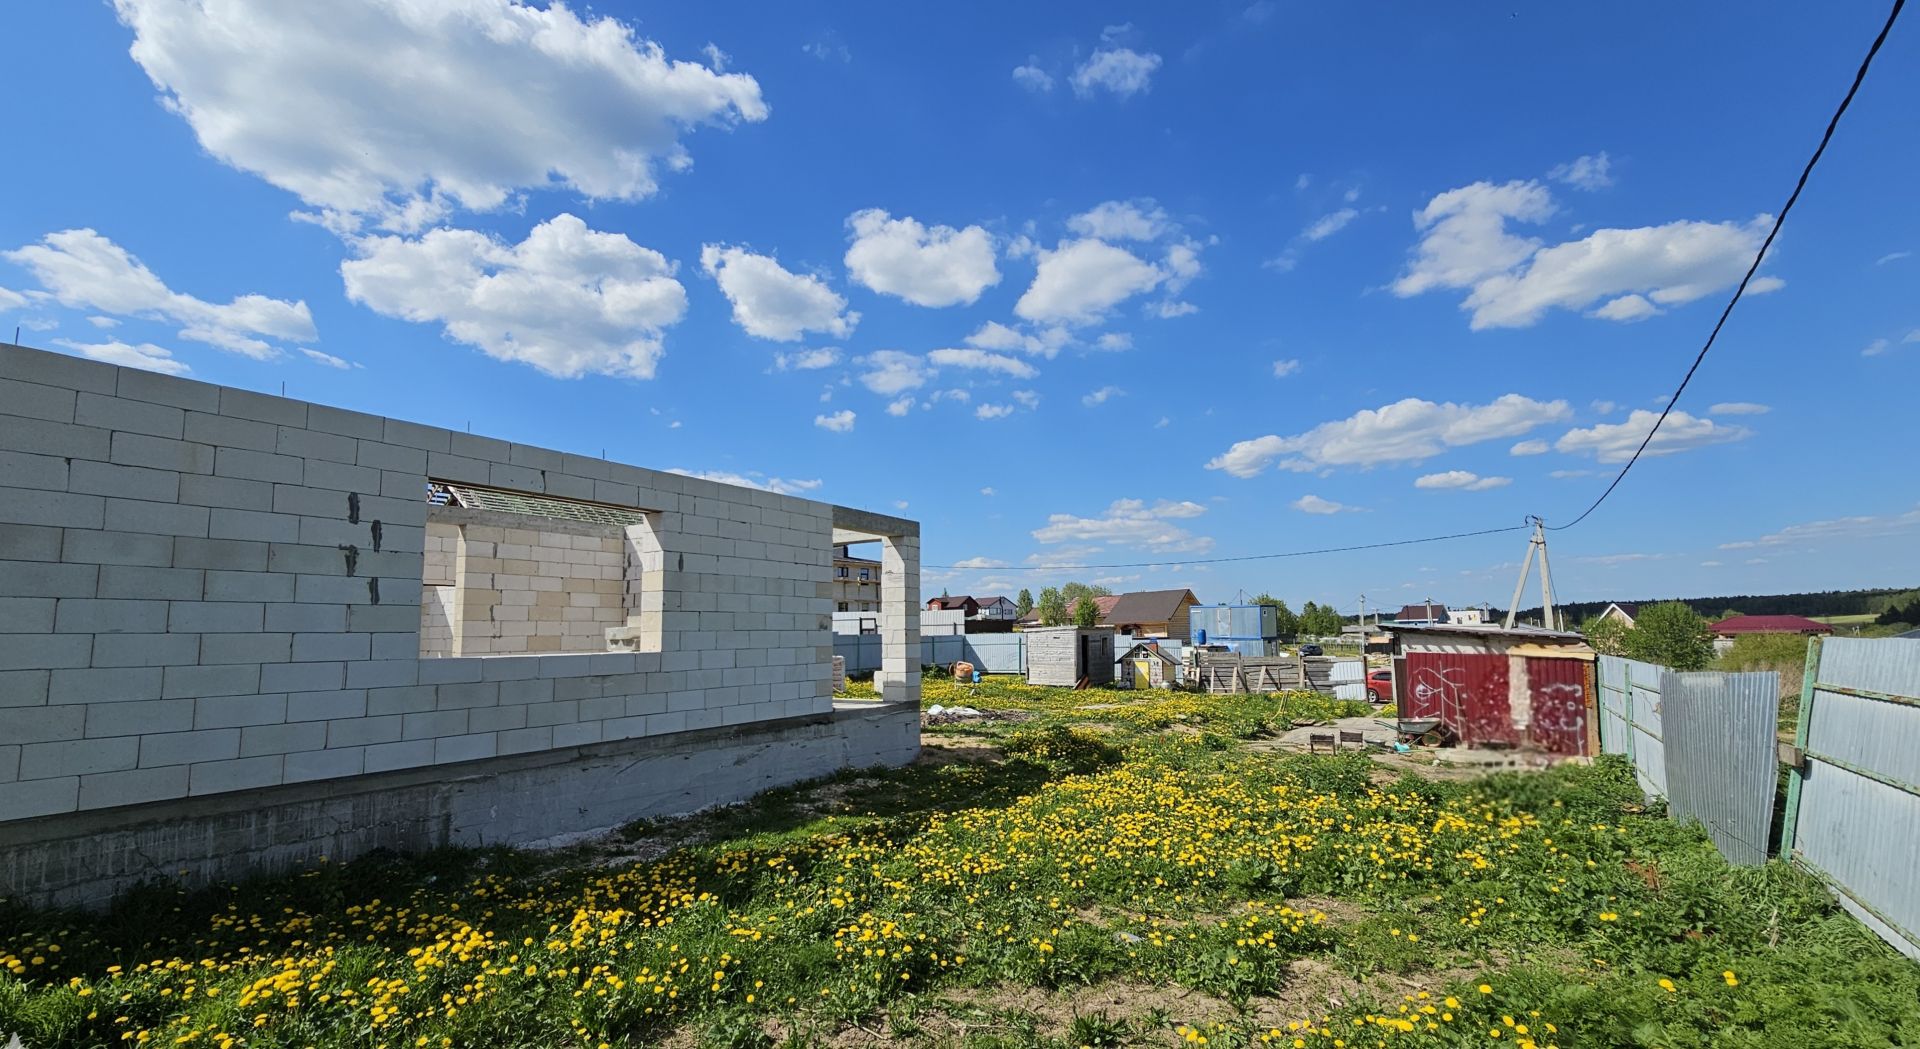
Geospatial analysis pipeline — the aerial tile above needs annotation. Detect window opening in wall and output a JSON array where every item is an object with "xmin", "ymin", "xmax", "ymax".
[{"xmin": 420, "ymin": 481, "xmax": 654, "ymax": 658}]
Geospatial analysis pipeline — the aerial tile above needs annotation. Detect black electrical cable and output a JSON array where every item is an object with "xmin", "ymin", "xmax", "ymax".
[
  {"xmin": 930, "ymin": 2, "xmax": 1903, "ymax": 574},
  {"xmin": 1550, "ymin": 0, "xmax": 1905, "ymax": 532}
]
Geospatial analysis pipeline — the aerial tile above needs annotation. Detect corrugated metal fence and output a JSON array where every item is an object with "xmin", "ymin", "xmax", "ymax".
[
  {"xmin": 1597, "ymin": 654, "xmax": 1668, "ymax": 798},
  {"xmin": 833, "ymin": 633, "xmax": 1029, "ymax": 675},
  {"xmin": 1661, "ymin": 671, "xmax": 1780, "ymax": 867},
  {"xmin": 1782, "ymin": 637, "xmax": 1920, "ymax": 961},
  {"xmin": 833, "ymin": 635, "xmax": 1347, "ymax": 693},
  {"xmin": 1598, "ymin": 656, "xmax": 1779, "ymax": 865}
]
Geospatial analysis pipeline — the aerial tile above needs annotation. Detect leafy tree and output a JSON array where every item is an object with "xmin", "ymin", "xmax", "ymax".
[
  {"xmin": 1059, "ymin": 581, "xmax": 1112, "ymax": 607},
  {"xmin": 1318, "ymin": 605, "xmax": 1348, "ymax": 636},
  {"xmin": 1579, "ymin": 614, "xmax": 1630, "ymax": 657},
  {"xmin": 1072, "ymin": 595, "xmax": 1100, "ymax": 627},
  {"xmin": 1876, "ymin": 598, "xmax": 1920, "ymax": 627},
  {"xmin": 1297, "ymin": 601, "xmax": 1343, "ymax": 638},
  {"xmin": 1252, "ymin": 594, "xmax": 1300, "ymax": 639},
  {"xmin": 1016, "ymin": 588, "xmax": 1034, "ymax": 618},
  {"xmin": 1623, "ymin": 601, "xmax": 1715, "ymax": 670},
  {"xmin": 1036, "ymin": 587, "xmax": 1068, "ymax": 626}
]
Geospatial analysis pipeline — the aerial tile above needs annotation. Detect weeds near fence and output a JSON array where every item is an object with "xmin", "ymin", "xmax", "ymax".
[{"xmin": 4, "ymin": 686, "xmax": 1916, "ymax": 1048}]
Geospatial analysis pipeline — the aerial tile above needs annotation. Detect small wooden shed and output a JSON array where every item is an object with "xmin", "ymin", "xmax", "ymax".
[
  {"xmin": 1026, "ymin": 626, "xmax": 1116, "ymax": 687},
  {"xmin": 1119, "ymin": 641, "xmax": 1181, "ymax": 689}
]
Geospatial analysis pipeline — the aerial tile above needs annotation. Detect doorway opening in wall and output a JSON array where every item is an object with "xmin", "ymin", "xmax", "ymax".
[{"xmin": 421, "ymin": 482, "xmax": 655, "ymax": 658}]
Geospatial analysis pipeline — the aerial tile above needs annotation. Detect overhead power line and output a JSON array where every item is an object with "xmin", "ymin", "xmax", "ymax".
[
  {"xmin": 922, "ymin": 523, "xmax": 1527, "ymax": 572},
  {"xmin": 931, "ymin": 2, "xmax": 1903, "ymax": 576},
  {"xmin": 1551, "ymin": 0, "xmax": 1905, "ymax": 532}
]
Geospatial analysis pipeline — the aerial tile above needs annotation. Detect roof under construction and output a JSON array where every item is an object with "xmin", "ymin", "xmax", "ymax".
[{"xmin": 427, "ymin": 481, "xmax": 650, "ymax": 527}]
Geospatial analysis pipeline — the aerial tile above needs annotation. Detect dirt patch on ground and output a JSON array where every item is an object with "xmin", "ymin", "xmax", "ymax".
[
  {"xmin": 914, "ymin": 737, "xmax": 1008, "ymax": 768},
  {"xmin": 936, "ymin": 979, "xmax": 1241, "ymax": 1044},
  {"xmin": 795, "ymin": 776, "xmax": 890, "ymax": 817},
  {"xmin": 1246, "ymin": 958, "xmax": 1375, "ymax": 1027},
  {"xmin": 1286, "ymin": 896, "xmax": 1373, "ymax": 926},
  {"xmin": 1246, "ymin": 959, "xmax": 1504, "ymax": 1033}
]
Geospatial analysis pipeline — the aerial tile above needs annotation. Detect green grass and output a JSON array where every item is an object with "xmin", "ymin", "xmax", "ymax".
[{"xmin": 3, "ymin": 686, "xmax": 1915, "ymax": 1048}]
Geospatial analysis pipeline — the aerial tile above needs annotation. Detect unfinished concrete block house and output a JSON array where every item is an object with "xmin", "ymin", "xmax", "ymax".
[{"xmin": 0, "ymin": 342, "xmax": 921, "ymax": 908}]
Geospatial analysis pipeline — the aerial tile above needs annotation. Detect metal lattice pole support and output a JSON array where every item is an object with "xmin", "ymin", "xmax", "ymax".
[
  {"xmin": 1535, "ymin": 520, "xmax": 1558, "ymax": 632},
  {"xmin": 1503, "ymin": 531, "xmax": 1538, "ymax": 631}
]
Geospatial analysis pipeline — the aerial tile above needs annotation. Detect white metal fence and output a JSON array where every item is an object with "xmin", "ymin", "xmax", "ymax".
[
  {"xmin": 1597, "ymin": 654, "xmax": 1669, "ymax": 799},
  {"xmin": 1601, "ymin": 637, "xmax": 1920, "ymax": 959},
  {"xmin": 1782, "ymin": 637, "xmax": 1920, "ymax": 961}
]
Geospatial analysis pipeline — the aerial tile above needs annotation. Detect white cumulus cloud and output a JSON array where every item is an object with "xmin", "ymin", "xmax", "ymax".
[
  {"xmin": 1392, "ymin": 178, "xmax": 1778, "ymax": 329},
  {"xmin": 1510, "ymin": 439, "xmax": 1549, "ymax": 455},
  {"xmin": 700, "ymin": 244, "xmax": 856, "ymax": 342},
  {"xmin": 925, "ymin": 347, "xmax": 1037, "ymax": 378},
  {"xmin": 5, "ymin": 228, "xmax": 315, "ymax": 359},
  {"xmin": 1292, "ymin": 494, "xmax": 1359, "ymax": 515},
  {"xmin": 300, "ymin": 348, "xmax": 357, "ymax": 370},
  {"xmin": 1414, "ymin": 470, "xmax": 1512, "ymax": 491},
  {"xmin": 1303, "ymin": 208, "xmax": 1359, "ymax": 241},
  {"xmin": 1554, "ymin": 409, "xmax": 1751, "ymax": 462},
  {"xmin": 667, "ymin": 469, "xmax": 822, "ymax": 496},
  {"xmin": 1068, "ymin": 200, "xmax": 1170, "ymax": 241},
  {"xmin": 773, "ymin": 347, "xmax": 840, "ymax": 371},
  {"xmin": 975, "ymin": 403, "xmax": 1015, "ymax": 420},
  {"xmin": 1082, "ymin": 385, "xmax": 1123, "ymax": 406},
  {"xmin": 964, "ymin": 321, "xmax": 1072, "ymax": 359},
  {"xmin": 1549, "ymin": 152, "xmax": 1614, "ymax": 191},
  {"xmin": 1070, "ymin": 46, "xmax": 1161, "ymax": 98},
  {"xmin": 814, "ymin": 409, "xmax": 856, "ymax": 433},
  {"xmin": 111, "ymin": 0, "xmax": 767, "ymax": 231},
  {"xmin": 1011, "ymin": 61, "xmax": 1054, "ymax": 92},
  {"xmin": 843, "ymin": 209, "xmax": 999, "ymax": 307},
  {"xmin": 52, "ymin": 338, "xmax": 190, "ymax": 375},
  {"xmin": 1014, "ymin": 238, "xmax": 1166, "ymax": 326},
  {"xmin": 1205, "ymin": 394, "xmax": 1570, "ymax": 478},
  {"xmin": 1708, "ymin": 401, "xmax": 1770, "ymax": 416},
  {"xmin": 1033, "ymin": 498, "xmax": 1212, "ymax": 552},
  {"xmin": 856, "ymin": 350, "xmax": 934, "ymax": 395},
  {"xmin": 342, "ymin": 214, "xmax": 686, "ymax": 379},
  {"xmin": 1272, "ymin": 358, "xmax": 1301, "ymax": 378}
]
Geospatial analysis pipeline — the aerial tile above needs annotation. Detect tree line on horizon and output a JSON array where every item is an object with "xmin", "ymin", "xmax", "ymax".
[{"xmin": 1516, "ymin": 586, "xmax": 1919, "ymax": 626}]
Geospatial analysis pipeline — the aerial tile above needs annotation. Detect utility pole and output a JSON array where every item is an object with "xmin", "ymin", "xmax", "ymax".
[{"xmin": 1502, "ymin": 518, "xmax": 1558, "ymax": 631}]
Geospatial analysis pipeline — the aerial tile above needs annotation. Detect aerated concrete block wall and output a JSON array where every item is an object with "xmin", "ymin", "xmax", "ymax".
[
  {"xmin": 434, "ymin": 507, "xmax": 629, "ymax": 656},
  {"xmin": 0, "ymin": 342, "xmax": 900, "ymax": 826}
]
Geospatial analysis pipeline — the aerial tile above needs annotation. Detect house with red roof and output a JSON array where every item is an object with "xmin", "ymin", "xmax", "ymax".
[{"xmin": 1709, "ymin": 614, "xmax": 1835, "ymax": 637}]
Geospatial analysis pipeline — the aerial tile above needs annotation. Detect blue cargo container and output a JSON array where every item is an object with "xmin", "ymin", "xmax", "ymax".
[{"xmin": 1188, "ymin": 604, "xmax": 1280, "ymax": 641}]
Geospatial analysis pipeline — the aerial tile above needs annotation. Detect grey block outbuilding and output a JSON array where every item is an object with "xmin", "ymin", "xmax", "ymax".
[{"xmin": 1024, "ymin": 626, "xmax": 1116, "ymax": 687}]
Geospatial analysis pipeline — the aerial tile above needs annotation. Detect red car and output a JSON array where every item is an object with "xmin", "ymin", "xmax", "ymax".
[{"xmin": 1365, "ymin": 669, "xmax": 1393, "ymax": 703}]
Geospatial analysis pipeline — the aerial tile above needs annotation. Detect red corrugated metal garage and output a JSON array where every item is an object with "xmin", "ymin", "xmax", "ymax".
[
  {"xmin": 1390, "ymin": 625, "xmax": 1598, "ymax": 755},
  {"xmin": 1524, "ymin": 656, "xmax": 1594, "ymax": 755},
  {"xmin": 1403, "ymin": 651, "xmax": 1516, "ymax": 746}
]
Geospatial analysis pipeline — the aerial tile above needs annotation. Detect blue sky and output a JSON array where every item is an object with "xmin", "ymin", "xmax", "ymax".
[{"xmin": 2, "ymin": 1, "xmax": 1915, "ymax": 614}]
